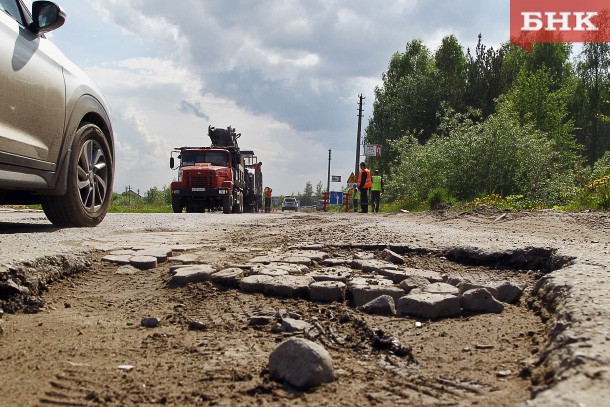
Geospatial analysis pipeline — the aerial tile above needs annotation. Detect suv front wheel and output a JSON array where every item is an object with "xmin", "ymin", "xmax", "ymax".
[{"xmin": 42, "ymin": 123, "xmax": 113, "ymax": 227}]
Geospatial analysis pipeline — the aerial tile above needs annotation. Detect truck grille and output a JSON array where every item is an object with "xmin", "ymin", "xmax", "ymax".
[{"xmin": 185, "ymin": 173, "xmax": 213, "ymax": 188}]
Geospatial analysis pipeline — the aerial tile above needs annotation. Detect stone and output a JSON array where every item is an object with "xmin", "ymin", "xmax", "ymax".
[
  {"xmin": 251, "ymin": 263, "xmax": 308, "ymax": 275},
  {"xmin": 130, "ymin": 256, "xmax": 158, "ymax": 270},
  {"xmin": 417, "ymin": 282, "xmax": 460, "ymax": 296},
  {"xmin": 351, "ymin": 286, "xmax": 405, "ymax": 307},
  {"xmin": 402, "ymin": 267, "xmax": 444, "ymax": 283},
  {"xmin": 461, "ymin": 288, "xmax": 504, "ymax": 314},
  {"xmin": 188, "ymin": 321, "xmax": 207, "ymax": 331},
  {"xmin": 211, "ymin": 268, "xmax": 244, "ymax": 287},
  {"xmin": 492, "ymin": 281, "xmax": 524, "ymax": 304},
  {"xmin": 169, "ymin": 264, "xmax": 200, "ymax": 275},
  {"xmin": 397, "ymin": 292, "xmax": 461, "ymax": 319},
  {"xmin": 399, "ymin": 276, "xmax": 430, "ymax": 293},
  {"xmin": 280, "ymin": 318, "xmax": 313, "ymax": 332},
  {"xmin": 360, "ymin": 295, "xmax": 396, "ymax": 316},
  {"xmin": 141, "ymin": 317, "xmax": 160, "ymax": 328},
  {"xmin": 264, "ymin": 276, "xmax": 315, "ymax": 298},
  {"xmin": 320, "ymin": 258, "xmax": 350, "ymax": 266},
  {"xmin": 380, "ymin": 249, "xmax": 406, "ymax": 265},
  {"xmin": 240, "ymin": 275, "xmax": 275, "ymax": 294},
  {"xmin": 347, "ymin": 276, "xmax": 394, "ymax": 288},
  {"xmin": 378, "ymin": 268, "xmax": 414, "ymax": 284},
  {"xmin": 171, "ymin": 265, "xmax": 217, "ymax": 285},
  {"xmin": 457, "ymin": 281, "xmax": 499, "ymax": 298},
  {"xmin": 136, "ymin": 248, "xmax": 172, "ymax": 262},
  {"xmin": 281, "ymin": 256, "xmax": 313, "ymax": 266},
  {"xmin": 353, "ymin": 252, "xmax": 375, "ymax": 260},
  {"xmin": 269, "ymin": 338, "xmax": 335, "ymax": 389},
  {"xmin": 351, "ymin": 259, "xmax": 398, "ymax": 273},
  {"xmin": 310, "ymin": 281, "xmax": 347, "ymax": 302},
  {"xmin": 168, "ymin": 254, "xmax": 201, "ymax": 264},
  {"xmin": 102, "ymin": 254, "xmax": 132, "ymax": 265},
  {"xmin": 274, "ymin": 263, "xmax": 309, "ymax": 274}
]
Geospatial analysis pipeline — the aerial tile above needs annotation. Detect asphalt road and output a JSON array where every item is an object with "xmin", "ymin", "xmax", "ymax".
[{"xmin": 1, "ymin": 208, "xmax": 609, "ymax": 405}]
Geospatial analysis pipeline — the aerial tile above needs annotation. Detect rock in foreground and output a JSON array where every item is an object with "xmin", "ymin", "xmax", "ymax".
[{"xmin": 269, "ymin": 338, "xmax": 335, "ymax": 389}]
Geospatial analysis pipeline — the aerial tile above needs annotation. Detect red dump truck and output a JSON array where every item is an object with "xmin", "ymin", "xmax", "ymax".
[{"xmin": 169, "ymin": 126, "xmax": 262, "ymax": 213}]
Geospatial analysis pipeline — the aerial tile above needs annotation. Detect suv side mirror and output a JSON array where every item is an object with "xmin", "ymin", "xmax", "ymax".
[{"xmin": 30, "ymin": 1, "xmax": 66, "ymax": 34}]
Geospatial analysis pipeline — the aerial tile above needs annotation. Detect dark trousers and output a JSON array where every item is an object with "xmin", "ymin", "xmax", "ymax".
[
  {"xmin": 360, "ymin": 188, "xmax": 369, "ymax": 213},
  {"xmin": 352, "ymin": 199, "xmax": 359, "ymax": 212},
  {"xmin": 371, "ymin": 190, "xmax": 381, "ymax": 212},
  {"xmin": 264, "ymin": 198, "xmax": 271, "ymax": 213}
]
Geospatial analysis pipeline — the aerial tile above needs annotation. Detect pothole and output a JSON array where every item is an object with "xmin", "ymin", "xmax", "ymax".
[
  {"xmin": 158, "ymin": 243, "xmax": 555, "ymax": 405},
  {"xmin": 0, "ymin": 244, "xmax": 564, "ymax": 405}
]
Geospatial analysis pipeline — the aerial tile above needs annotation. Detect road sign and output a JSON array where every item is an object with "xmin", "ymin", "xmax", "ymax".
[
  {"xmin": 330, "ymin": 191, "xmax": 343, "ymax": 205},
  {"xmin": 347, "ymin": 172, "xmax": 356, "ymax": 184},
  {"xmin": 331, "ymin": 175, "xmax": 341, "ymax": 182},
  {"xmin": 363, "ymin": 144, "xmax": 382, "ymax": 157}
]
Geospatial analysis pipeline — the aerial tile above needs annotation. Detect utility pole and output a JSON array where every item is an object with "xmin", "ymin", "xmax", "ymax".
[
  {"xmin": 326, "ymin": 149, "xmax": 332, "ymax": 195},
  {"xmin": 354, "ymin": 94, "xmax": 365, "ymax": 178}
]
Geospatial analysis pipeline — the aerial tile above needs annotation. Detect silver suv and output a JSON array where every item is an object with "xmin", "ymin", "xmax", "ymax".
[
  {"xmin": 0, "ymin": 1, "xmax": 114, "ymax": 227},
  {"xmin": 282, "ymin": 197, "xmax": 298, "ymax": 211}
]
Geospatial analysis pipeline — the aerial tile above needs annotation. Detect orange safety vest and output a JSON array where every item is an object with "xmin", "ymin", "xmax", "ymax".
[{"xmin": 358, "ymin": 168, "xmax": 373, "ymax": 189}]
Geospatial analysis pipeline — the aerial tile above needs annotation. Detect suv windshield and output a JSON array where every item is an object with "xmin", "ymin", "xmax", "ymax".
[{"xmin": 181, "ymin": 151, "xmax": 229, "ymax": 167}]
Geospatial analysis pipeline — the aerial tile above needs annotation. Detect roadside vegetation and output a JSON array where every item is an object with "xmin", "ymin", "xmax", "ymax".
[
  {"xmin": 109, "ymin": 186, "xmax": 173, "ymax": 213},
  {"xmin": 364, "ymin": 35, "xmax": 610, "ymax": 212}
]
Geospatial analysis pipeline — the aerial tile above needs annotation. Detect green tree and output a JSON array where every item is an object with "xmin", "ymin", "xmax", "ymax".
[
  {"xmin": 315, "ymin": 181, "xmax": 324, "ymax": 200},
  {"xmin": 434, "ymin": 35, "xmax": 467, "ymax": 109},
  {"xmin": 301, "ymin": 181, "xmax": 314, "ymax": 206},
  {"xmin": 502, "ymin": 67, "xmax": 580, "ymax": 167},
  {"xmin": 464, "ymin": 34, "xmax": 505, "ymax": 117},
  {"xmin": 366, "ymin": 39, "xmax": 440, "ymax": 176},
  {"xmin": 574, "ymin": 37, "xmax": 610, "ymax": 162}
]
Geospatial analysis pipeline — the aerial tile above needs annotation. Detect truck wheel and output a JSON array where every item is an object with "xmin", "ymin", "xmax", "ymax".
[
  {"xmin": 171, "ymin": 197, "xmax": 182, "ymax": 213},
  {"xmin": 42, "ymin": 123, "xmax": 113, "ymax": 227},
  {"xmin": 232, "ymin": 192, "xmax": 243, "ymax": 214},
  {"xmin": 223, "ymin": 196, "xmax": 232, "ymax": 214}
]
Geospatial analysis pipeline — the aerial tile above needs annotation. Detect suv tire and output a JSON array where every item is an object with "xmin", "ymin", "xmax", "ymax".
[{"xmin": 42, "ymin": 123, "xmax": 113, "ymax": 227}]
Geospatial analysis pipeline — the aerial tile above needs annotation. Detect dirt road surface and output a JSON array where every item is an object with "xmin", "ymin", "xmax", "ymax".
[{"xmin": 0, "ymin": 208, "xmax": 609, "ymax": 406}]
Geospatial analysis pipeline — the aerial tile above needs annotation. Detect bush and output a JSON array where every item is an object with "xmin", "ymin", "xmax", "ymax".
[
  {"xmin": 427, "ymin": 187, "xmax": 450, "ymax": 210},
  {"xmin": 385, "ymin": 107, "xmax": 579, "ymax": 207}
]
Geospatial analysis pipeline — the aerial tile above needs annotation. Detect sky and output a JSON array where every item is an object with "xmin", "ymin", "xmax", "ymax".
[{"xmin": 44, "ymin": 0, "xmax": 510, "ymax": 196}]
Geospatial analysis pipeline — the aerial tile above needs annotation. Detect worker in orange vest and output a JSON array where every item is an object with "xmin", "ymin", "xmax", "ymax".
[
  {"xmin": 358, "ymin": 162, "xmax": 372, "ymax": 213},
  {"xmin": 264, "ymin": 187, "xmax": 272, "ymax": 213}
]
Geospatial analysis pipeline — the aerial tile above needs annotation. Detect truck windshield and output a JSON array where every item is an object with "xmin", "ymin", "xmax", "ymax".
[{"xmin": 181, "ymin": 151, "xmax": 229, "ymax": 167}]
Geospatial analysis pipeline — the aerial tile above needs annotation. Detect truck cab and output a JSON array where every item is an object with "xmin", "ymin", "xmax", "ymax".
[{"xmin": 170, "ymin": 147, "xmax": 243, "ymax": 213}]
